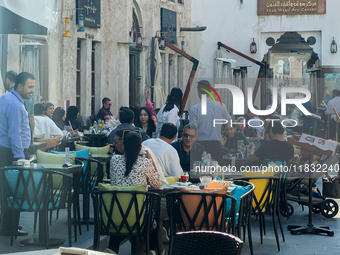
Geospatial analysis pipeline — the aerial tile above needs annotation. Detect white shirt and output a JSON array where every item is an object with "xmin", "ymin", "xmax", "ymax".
[
  {"xmin": 142, "ymin": 138, "xmax": 183, "ymax": 178},
  {"xmin": 189, "ymin": 98, "xmax": 231, "ymax": 141},
  {"xmin": 325, "ymin": 96, "xmax": 340, "ymax": 122},
  {"xmin": 156, "ymin": 104, "xmax": 180, "ymax": 135},
  {"xmin": 142, "ymin": 145, "xmax": 168, "ymax": 185},
  {"xmin": 34, "ymin": 116, "xmax": 63, "ymax": 138}
]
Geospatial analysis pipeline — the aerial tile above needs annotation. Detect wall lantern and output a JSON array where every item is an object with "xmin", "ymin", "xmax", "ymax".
[
  {"xmin": 136, "ymin": 31, "xmax": 143, "ymax": 48},
  {"xmin": 63, "ymin": 17, "xmax": 71, "ymax": 37},
  {"xmin": 178, "ymin": 36, "xmax": 185, "ymax": 52},
  {"xmin": 77, "ymin": 14, "xmax": 85, "ymax": 32},
  {"xmin": 250, "ymin": 38, "xmax": 257, "ymax": 54},
  {"xmin": 331, "ymin": 37, "xmax": 338, "ymax": 54},
  {"xmin": 159, "ymin": 33, "xmax": 166, "ymax": 50}
]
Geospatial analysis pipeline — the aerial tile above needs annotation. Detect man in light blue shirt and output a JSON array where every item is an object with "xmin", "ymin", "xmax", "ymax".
[
  {"xmin": 189, "ymin": 80, "xmax": 231, "ymax": 163},
  {"xmin": 0, "ymin": 72, "xmax": 35, "ymax": 166}
]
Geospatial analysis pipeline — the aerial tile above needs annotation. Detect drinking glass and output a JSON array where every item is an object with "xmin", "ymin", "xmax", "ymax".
[
  {"xmin": 152, "ymin": 132, "xmax": 158, "ymax": 138},
  {"xmin": 181, "ymin": 172, "xmax": 189, "ymax": 183},
  {"xmin": 237, "ymin": 140, "xmax": 244, "ymax": 151}
]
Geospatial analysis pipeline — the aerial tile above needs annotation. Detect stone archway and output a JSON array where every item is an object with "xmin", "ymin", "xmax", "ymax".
[{"xmin": 262, "ymin": 32, "xmax": 320, "ymax": 113}]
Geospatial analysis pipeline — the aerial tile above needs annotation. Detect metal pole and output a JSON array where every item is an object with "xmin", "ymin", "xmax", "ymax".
[
  {"xmin": 150, "ymin": 38, "xmax": 155, "ymax": 103},
  {"xmin": 1, "ymin": 34, "xmax": 8, "ymax": 84}
]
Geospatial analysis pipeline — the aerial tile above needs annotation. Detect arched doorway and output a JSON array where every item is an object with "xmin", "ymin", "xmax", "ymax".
[
  {"xmin": 262, "ymin": 32, "xmax": 320, "ymax": 115},
  {"xmin": 129, "ymin": 8, "xmax": 142, "ymax": 106}
]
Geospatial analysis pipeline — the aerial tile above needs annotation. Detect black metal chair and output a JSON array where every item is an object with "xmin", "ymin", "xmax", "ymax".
[
  {"xmin": 241, "ymin": 175, "xmax": 283, "ymax": 251},
  {"xmin": 91, "ymin": 190, "xmax": 161, "ymax": 255},
  {"xmin": 166, "ymin": 191, "xmax": 236, "ymax": 255},
  {"xmin": 233, "ymin": 180, "xmax": 255, "ymax": 255},
  {"xmin": 73, "ymin": 157, "xmax": 104, "ymax": 232},
  {"xmin": 0, "ymin": 168, "xmax": 72, "ymax": 247},
  {"xmin": 171, "ymin": 231, "xmax": 243, "ymax": 255}
]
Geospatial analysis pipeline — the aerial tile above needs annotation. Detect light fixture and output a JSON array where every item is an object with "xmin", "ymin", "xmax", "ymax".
[
  {"xmin": 136, "ymin": 31, "xmax": 143, "ymax": 48},
  {"xmin": 178, "ymin": 36, "xmax": 185, "ymax": 52},
  {"xmin": 77, "ymin": 14, "xmax": 85, "ymax": 32},
  {"xmin": 250, "ymin": 38, "xmax": 257, "ymax": 53},
  {"xmin": 159, "ymin": 33, "xmax": 166, "ymax": 50},
  {"xmin": 63, "ymin": 17, "xmax": 71, "ymax": 37},
  {"xmin": 331, "ymin": 37, "xmax": 337, "ymax": 53}
]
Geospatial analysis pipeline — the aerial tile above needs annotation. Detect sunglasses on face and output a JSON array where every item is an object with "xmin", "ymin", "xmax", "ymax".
[{"xmin": 183, "ymin": 133, "xmax": 195, "ymax": 139}]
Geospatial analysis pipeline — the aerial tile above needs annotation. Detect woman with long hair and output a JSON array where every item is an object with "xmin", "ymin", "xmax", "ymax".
[
  {"xmin": 135, "ymin": 107, "xmax": 157, "ymax": 138},
  {"xmin": 109, "ymin": 129, "xmax": 161, "ymax": 188},
  {"xmin": 109, "ymin": 129, "xmax": 162, "ymax": 254},
  {"xmin": 65, "ymin": 106, "xmax": 83, "ymax": 132},
  {"xmin": 156, "ymin": 87, "xmax": 183, "ymax": 135},
  {"xmin": 52, "ymin": 107, "xmax": 66, "ymax": 130}
]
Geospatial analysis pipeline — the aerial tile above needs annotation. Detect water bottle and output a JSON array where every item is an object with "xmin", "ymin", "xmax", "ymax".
[
  {"xmin": 283, "ymin": 129, "xmax": 287, "ymax": 141},
  {"xmin": 201, "ymin": 151, "xmax": 207, "ymax": 164},
  {"xmin": 89, "ymin": 126, "xmax": 94, "ymax": 134},
  {"xmin": 65, "ymin": 147, "xmax": 70, "ymax": 164},
  {"xmin": 93, "ymin": 121, "xmax": 98, "ymax": 133},
  {"xmin": 206, "ymin": 153, "xmax": 212, "ymax": 167}
]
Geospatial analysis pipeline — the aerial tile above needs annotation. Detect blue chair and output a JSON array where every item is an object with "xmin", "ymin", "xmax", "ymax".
[{"xmin": 0, "ymin": 168, "xmax": 72, "ymax": 247}]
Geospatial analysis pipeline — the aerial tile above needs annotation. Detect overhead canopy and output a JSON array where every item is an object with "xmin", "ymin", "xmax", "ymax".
[{"xmin": 0, "ymin": 0, "xmax": 57, "ymax": 35}]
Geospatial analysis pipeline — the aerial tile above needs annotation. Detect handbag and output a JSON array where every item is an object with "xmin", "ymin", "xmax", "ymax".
[{"xmin": 322, "ymin": 175, "xmax": 340, "ymax": 198}]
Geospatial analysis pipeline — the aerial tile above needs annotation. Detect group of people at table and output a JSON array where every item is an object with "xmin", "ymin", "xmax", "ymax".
[{"xmin": 0, "ymin": 71, "xmax": 300, "ymax": 253}]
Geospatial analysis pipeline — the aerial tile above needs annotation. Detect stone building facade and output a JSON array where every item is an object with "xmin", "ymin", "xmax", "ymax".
[{"xmin": 1, "ymin": 0, "xmax": 192, "ymax": 120}]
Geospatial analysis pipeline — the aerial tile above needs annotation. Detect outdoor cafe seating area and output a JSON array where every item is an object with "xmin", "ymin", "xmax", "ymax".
[{"xmin": 1, "ymin": 129, "xmax": 340, "ymax": 255}]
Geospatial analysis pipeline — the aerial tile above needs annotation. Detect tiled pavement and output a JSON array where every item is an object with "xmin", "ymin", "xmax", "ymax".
[{"xmin": 1, "ymin": 191, "xmax": 340, "ymax": 254}]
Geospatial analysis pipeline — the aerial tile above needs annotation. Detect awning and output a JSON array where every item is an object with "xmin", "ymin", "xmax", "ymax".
[{"xmin": 0, "ymin": 0, "xmax": 57, "ymax": 35}]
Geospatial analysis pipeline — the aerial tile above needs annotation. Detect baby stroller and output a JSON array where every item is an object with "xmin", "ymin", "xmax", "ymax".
[{"xmin": 280, "ymin": 154, "xmax": 339, "ymax": 218}]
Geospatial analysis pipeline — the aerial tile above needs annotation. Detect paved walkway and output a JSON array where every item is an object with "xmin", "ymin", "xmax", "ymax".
[{"xmin": 1, "ymin": 194, "xmax": 340, "ymax": 254}]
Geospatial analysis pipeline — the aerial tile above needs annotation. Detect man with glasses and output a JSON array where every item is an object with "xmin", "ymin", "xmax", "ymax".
[
  {"xmin": 97, "ymin": 97, "xmax": 113, "ymax": 120},
  {"xmin": 171, "ymin": 124, "xmax": 204, "ymax": 171}
]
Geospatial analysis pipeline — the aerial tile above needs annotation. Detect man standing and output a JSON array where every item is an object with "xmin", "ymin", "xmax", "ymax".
[
  {"xmin": 97, "ymin": 97, "xmax": 113, "ymax": 120},
  {"xmin": 325, "ymin": 90, "xmax": 340, "ymax": 140},
  {"xmin": 4, "ymin": 70, "xmax": 35, "ymax": 143},
  {"xmin": 171, "ymin": 124, "xmax": 204, "ymax": 172},
  {"xmin": 189, "ymin": 80, "xmax": 231, "ymax": 163},
  {"xmin": 0, "ymin": 72, "xmax": 35, "ymax": 166},
  {"xmin": 142, "ymin": 123, "xmax": 183, "ymax": 177},
  {"xmin": 0, "ymin": 72, "xmax": 35, "ymax": 237}
]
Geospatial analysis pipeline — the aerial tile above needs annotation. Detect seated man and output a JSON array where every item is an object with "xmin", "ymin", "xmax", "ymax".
[
  {"xmin": 33, "ymin": 103, "xmax": 63, "ymax": 138},
  {"xmin": 142, "ymin": 123, "xmax": 183, "ymax": 177},
  {"xmin": 221, "ymin": 124, "xmax": 249, "ymax": 150},
  {"xmin": 107, "ymin": 109, "xmax": 149, "ymax": 144},
  {"xmin": 97, "ymin": 97, "xmax": 113, "ymax": 120},
  {"xmin": 249, "ymin": 121, "xmax": 294, "ymax": 162},
  {"xmin": 112, "ymin": 128, "xmax": 168, "ymax": 185},
  {"xmin": 171, "ymin": 124, "xmax": 204, "ymax": 172}
]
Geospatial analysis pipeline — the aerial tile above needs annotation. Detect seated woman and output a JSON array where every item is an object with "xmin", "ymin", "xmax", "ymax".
[
  {"xmin": 221, "ymin": 124, "xmax": 249, "ymax": 150},
  {"xmin": 65, "ymin": 106, "xmax": 83, "ymax": 132},
  {"xmin": 43, "ymin": 102, "xmax": 54, "ymax": 118},
  {"xmin": 52, "ymin": 107, "xmax": 66, "ymax": 130},
  {"xmin": 135, "ymin": 107, "xmax": 157, "ymax": 138},
  {"xmin": 109, "ymin": 130, "xmax": 162, "ymax": 254},
  {"xmin": 235, "ymin": 116, "xmax": 257, "ymax": 137}
]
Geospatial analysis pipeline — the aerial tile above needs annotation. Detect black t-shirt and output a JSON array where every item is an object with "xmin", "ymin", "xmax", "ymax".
[{"xmin": 254, "ymin": 140, "xmax": 294, "ymax": 161}]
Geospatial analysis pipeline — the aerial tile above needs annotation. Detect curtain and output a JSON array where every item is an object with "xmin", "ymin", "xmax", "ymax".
[{"xmin": 20, "ymin": 45, "xmax": 40, "ymax": 103}]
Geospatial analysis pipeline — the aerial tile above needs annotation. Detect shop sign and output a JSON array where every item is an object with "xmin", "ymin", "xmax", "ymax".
[
  {"xmin": 258, "ymin": 0, "xmax": 326, "ymax": 15},
  {"xmin": 77, "ymin": 0, "xmax": 101, "ymax": 28}
]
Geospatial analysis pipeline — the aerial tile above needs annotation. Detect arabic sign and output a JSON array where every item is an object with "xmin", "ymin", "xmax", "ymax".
[
  {"xmin": 76, "ymin": 0, "xmax": 100, "ymax": 28},
  {"xmin": 258, "ymin": 0, "xmax": 326, "ymax": 15}
]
